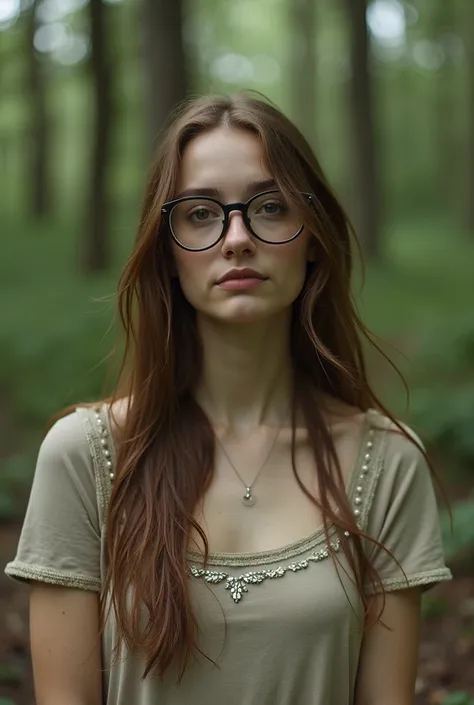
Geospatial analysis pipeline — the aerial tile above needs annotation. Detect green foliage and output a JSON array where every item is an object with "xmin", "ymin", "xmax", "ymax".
[
  {"xmin": 358, "ymin": 225, "xmax": 474, "ymax": 565},
  {"xmin": 0, "ymin": 661, "xmax": 21, "ymax": 686},
  {"xmin": 0, "ymin": 218, "xmax": 125, "ymax": 516},
  {"xmin": 407, "ymin": 316, "xmax": 474, "ymax": 563},
  {"xmin": 0, "ymin": 454, "xmax": 37, "ymax": 520},
  {"xmin": 441, "ymin": 693, "xmax": 474, "ymax": 705},
  {"xmin": 421, "ymin": 594, "xmax": 448, "ymax": 620},
  {"xmin": 0, "ymin": 492, "xmax": 16, "ymax": 521},
  {"xmin": 360, "ymin": 224, "xmax": 474, "ymax": 477},
  {"xmin": 409, "ymin": 315, "xmax": 474, "ymax": 469},
  {"xmin": 0, "ymin": 218, "xmax": 123, "ymax": 428},
  {"xmin": 440, "ymin": 498, "xmax": 474, "ymax": 562}
]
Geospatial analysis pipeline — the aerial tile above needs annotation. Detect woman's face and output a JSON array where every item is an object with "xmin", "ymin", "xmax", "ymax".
[{"xmin": 170, "ymin": 126, "xmax": 316, "ymax": 324}]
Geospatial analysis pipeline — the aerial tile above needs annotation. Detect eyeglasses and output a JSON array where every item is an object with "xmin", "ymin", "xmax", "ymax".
[{"xmin": 161, "ymin": 190, "xmax": 313, "ymax": 252}]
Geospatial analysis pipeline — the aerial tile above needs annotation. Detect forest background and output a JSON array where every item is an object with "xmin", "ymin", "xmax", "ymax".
[{"xmin": 0, "ymin": 0, "xmax": 473, "ymax": 703}]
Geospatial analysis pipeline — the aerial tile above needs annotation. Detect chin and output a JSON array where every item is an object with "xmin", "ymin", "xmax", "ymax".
[{"xmin": 210, "ymin": 299, "xmax": 286, "ymax": 325}]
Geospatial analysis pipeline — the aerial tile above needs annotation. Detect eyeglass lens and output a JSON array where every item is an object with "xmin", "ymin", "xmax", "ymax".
[{"xmin": 169, "ymin": 191, "xmax": 303, "ymax": 250}]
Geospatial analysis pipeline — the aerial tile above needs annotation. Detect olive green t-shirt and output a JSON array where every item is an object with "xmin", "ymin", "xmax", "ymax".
[{"xmin": 5, "ymin": 406, "xmax": 452, "ymax": 705}]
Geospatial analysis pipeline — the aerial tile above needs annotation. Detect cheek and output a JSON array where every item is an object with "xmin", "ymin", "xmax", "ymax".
[
  {"xmin": 172, "ymin": 246, "xmax": 210, "ymax": 304},
  {"xmin": 274, "ymin": 240, "xmax": 312, "ymax": 295}
]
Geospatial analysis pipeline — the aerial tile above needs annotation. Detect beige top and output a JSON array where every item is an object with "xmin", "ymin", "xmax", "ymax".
[{"xmin": 5, "ymin": 406, "xmax": 452, "ymax": 705}]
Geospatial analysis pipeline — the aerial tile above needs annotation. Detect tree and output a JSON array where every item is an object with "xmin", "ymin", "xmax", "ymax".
[
  {"xmin": 432, "ymin": 0, "xmax": 457, "ymax": 216},
  {"xmin": 466, "ymin": 3, "xmax": 474, "ymax": 233},
  {"xmin": 142, "ymin": 0, "xmax": 190, "ymax": 149},
  {"xmin": 83, "ymin": 0, "xmax": 113, "ymax": 272},
  {"xmin": 343, "ymin": 0, "xmax": 381, "ymax": 258},
  {"xmin": 25, "ymin": 0, "xmax": 51, "ymax": 218},
  {"xmin": 288, "ymin": 0, "xmax": 317, "ymax": 147}
]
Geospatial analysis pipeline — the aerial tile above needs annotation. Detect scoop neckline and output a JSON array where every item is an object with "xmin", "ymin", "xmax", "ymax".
[
  {"xmin": 186, "ymin": 408, "xmax": 379, "ymax": 566},
  {"xmin": 97, "ymin": 404, "xmax": 381, "ymax": 566}
]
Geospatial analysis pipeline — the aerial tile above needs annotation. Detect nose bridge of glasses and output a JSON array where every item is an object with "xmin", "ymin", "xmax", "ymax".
[
  {"xmin": 222, "ymin": 202, "xmax": 254, "ymax": 241},
  {"xmin": 223, "ymin": 201, "xmax": 248, "ymax": 219}
]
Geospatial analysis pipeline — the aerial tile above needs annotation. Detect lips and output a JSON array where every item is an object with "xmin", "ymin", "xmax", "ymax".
[{"xmin": 216, "ymin": 268, "xmax": 267, "ymax": 284}]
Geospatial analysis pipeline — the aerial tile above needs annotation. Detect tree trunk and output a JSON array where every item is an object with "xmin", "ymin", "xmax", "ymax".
[
  {"xmin": 142, "ymin": 0, "xmax": 189, "ymax": 149},
  {"xmin": 26, "ymin": 0, "xmax": 51, "ymax": 218},
  {"xmin": 467, "ymin": 5, "xmax": 474, "ymax": 233},
  {"xmin": 288, "ymin": 0, "xmax": 317, "ymax": 147},
  {"xmin": 344, "ymin": 0, "xmax": 381, "ymax": 259},
  {"xmin": 84, "ymin": 0, "xmax": 112, "ymax": 272},
  {"xmin": 432, "ymin": 0, "xmax": 457, "ymax": 216}
]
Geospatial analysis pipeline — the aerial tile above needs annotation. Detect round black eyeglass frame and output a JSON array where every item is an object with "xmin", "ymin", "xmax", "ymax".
[{"xmin": 161, "ymin": 189, "xmax": 314, "ymax": 252}]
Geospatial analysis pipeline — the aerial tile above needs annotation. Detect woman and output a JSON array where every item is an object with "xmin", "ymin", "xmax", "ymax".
[{"xmin": 6, "ymin": 93, "xmax": 452, "ymax": 705}]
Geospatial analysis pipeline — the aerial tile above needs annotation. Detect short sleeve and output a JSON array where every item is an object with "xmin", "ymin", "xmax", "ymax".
[
  {"xmin": 4, "ymin": 411, "xmax": 101, "ymax": 591},
  {"xmin": 364, "ymin": 422, "xmax": 452, "ymax": 594}
]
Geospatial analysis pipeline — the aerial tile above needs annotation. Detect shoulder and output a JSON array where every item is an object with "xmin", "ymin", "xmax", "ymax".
[
  {"xmin": 368, "ymin": 409, "xmax": 426, "ymax": 462},
  {"xmin": 40, "ymin": 409, "xmax": 92, "ymax": 462},
  {"xmin": 35, "ymin": 409, "xmax": 98, "ymax": 496},
  {"xmin": 366, "ymin": 409, "xmax": 433, "ymax": 500}
]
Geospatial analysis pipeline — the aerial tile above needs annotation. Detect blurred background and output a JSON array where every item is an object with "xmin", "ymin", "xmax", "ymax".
[{"xmin": 0, "ymin": 0, "xmax": 473, "ymax": 703}]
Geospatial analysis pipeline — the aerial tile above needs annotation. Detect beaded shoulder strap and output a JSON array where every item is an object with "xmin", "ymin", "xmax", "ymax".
[
  {"xmin": 353, "ymin": 408, "xmax": 389, "ymax": 534},
  {"xmin": 77, "ymin": 405, "xmax": 115, "ymax": 528}
]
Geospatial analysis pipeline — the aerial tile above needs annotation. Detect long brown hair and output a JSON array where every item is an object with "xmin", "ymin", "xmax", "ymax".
[{"xmin": 94, "ymin": 92, "xmax": 417, "ymax": 679}]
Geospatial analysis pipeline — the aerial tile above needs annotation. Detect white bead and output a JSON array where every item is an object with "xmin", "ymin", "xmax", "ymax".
[
  {"xmin": 356, "ymin": 485, "xmax": 363, "ymax": 493},
  {"xmin": 344, "ymin": 531, "xmax": 350, "ymax": 537},
  {"xmin": 354, "ymin": 496, "xmax": 362, "ymax": 505},
  {"xmin": 354, "ymin": 508, "xmax": 361, "ymax": 517},
  {"xmin": 364, "ymin": 453, "xmax": 370, "ymax": 461},
  {"xmin": 362, "ymin": 464, "xmax": 368, "ymax": 471},
  {"xmin": 366, "ymin": 441, "xmax": 373, "ymax": 449},
  {"xmin": 109, "ymin": 472, "xmax": 114, "ymax": 480}
]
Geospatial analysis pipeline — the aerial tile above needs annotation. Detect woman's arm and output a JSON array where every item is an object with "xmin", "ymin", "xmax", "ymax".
[
  {"xmin": 30, "ymin": 582, "xmax": 103, "ymax": 705},
  {"xmin": 354, "ymin": 587, "xmax": 422, "ymax": 705}
]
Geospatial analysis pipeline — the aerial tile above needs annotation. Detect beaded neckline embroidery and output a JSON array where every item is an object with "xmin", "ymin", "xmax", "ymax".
[{"xmin": 91, "ymin": 407, "xmax": 379, "ymax": 604}]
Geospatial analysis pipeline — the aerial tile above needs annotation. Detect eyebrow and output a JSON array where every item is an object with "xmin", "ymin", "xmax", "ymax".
[{"xmin": 176, "ymin": 178, "xmax": 277, "ymax": 200}]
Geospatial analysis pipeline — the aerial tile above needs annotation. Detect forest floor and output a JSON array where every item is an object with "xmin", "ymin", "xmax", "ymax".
[{"xmin": 0, "ymin": 523, "xmax": 473, "ymax": 705}]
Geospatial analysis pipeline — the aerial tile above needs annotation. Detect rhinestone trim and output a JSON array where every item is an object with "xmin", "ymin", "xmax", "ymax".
[
  {"xmin": 91, "ymin": 408, "xmax": 379, "ymax": 603},
  {"xmin": 188, "ymin": 539, "xmax": 343, "ymax": 603}
]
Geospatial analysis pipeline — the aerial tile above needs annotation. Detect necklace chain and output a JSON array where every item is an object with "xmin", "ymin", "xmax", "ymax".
[{"xmin": 215, "ymin": 415, "xmax": 287, "ymax": 507}]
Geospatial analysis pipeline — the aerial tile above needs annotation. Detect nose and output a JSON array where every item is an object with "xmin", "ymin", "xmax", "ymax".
[{"xmin": 220, "ymin": 210, "xmax": 256, "ymax": 258}]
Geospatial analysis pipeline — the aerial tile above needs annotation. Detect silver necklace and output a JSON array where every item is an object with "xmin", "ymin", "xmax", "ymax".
[{"xmin": 215, "ymin": 417, "xmax": 287, "ymax": 507}]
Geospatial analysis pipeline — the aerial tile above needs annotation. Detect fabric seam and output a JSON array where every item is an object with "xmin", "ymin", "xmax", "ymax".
[
  {"xmin": 365, "ymin": 567, "xmax": 453, "ymax": 593},
  {"xmin": 4, "ymin": 560, "xmax": 101, "ymax": 591}
]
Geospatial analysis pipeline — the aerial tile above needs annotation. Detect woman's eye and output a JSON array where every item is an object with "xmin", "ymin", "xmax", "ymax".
[
  {"xmin": 189, "ymin": 206, "xmax": 219, "ymax": 222},
  {"xmin": 260, "ymin": 201, "xmax": 285, "ymax": 215},
  {"xmin": 191, "ymin": 207, "xmax": 209, "ymax": 221}
]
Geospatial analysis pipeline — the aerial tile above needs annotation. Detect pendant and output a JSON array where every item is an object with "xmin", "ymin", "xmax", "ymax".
[{"xmin": 242, "ymin": 487, "xmax": 255, "ymax": 507}]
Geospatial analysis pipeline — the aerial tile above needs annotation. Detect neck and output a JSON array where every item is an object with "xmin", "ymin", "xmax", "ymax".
[{"xmin": 195, "ymin": 311, "xmax": 293, "ymax": 434}]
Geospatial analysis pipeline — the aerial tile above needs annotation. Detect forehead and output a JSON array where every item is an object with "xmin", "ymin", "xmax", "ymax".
[{"xmin": 177, "ymin": 126, "xmax": 272, "ymax": 195}]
